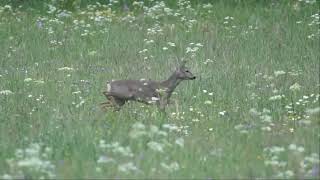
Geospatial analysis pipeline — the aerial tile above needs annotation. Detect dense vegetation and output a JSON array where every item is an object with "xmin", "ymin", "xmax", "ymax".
[{"xmin": 0, "ymin": 0, "xmax": 319, "ymax": 178}]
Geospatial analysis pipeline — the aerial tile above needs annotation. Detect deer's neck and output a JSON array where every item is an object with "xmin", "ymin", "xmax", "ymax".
[{"xmin": 161, "ymin": 72, "xmax": 182, "ymax": 95}]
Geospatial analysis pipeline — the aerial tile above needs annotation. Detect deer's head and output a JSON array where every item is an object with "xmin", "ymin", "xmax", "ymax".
[{"xmin": 176, "ymin": 60, "xmax": 196, "ymax": 80}]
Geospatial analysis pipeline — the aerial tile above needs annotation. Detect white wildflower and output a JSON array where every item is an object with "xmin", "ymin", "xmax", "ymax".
[
  {"xmin": 15, "ymin": 149, "xmax": 23, "ymax": 158},
  {"xmin": 99, "ymin": 140, "xmax": 107, "ymax": 148},
  {"xmin": 0, "ymin": 90, "xmax": 13, "ymax": 95},
  {"xmin": 34, "ymin": 80, "xmax": 45, "ymax": 84},
  {"xmin": 129, "ymin": 129, "xmax": 146, "ymax": 139},
  {"xmin": 47, "ymin": 4, "xmax": 56, "ymax": 14},
  {"xmin": 260, "ymin": 115, "xmax": 272, "ymax": 123},
  {"xmin": 284, "ymin": 170, "xmax": 294, "ymax": 177},
  {"xmin": 192, "ymin": 118, "xmax": 200, "ymax": 122},
  {"xmin": 288, "ymin": 144, "xmax": 297, "ymax": 151},
  {"xmin": 149, "ymin": 125, "xmax": 159, "ymax": 134},
  {"xmin": 4, "ymin": 5, "xmax": 12, "ymax": 10},
  {"xmin": 75, "ymin": 100, "xmax": 85, "ymax": 108},
  {"xmin": 304, "ymin": 153, "xmax": 320, "ymax": 164},
  {"xmin": 175, "ymin": 138, "xmax": 184, "ymax": 147},
  {"xmin": 234, "ymin": 124, "xmax": 244, "ymax": 130},
  {"xmin": 96, "ymin": 167, "xmax": 101, "ymax": 172},
  {"xmin": 203, "ymin": 3, "xmax": 213, "ymax": 9},
  {"xmin": 161, "ymin": 162, "xmax": 180, "ymax": 171},
  {"xmin": 306, "ymin": 107, "xmax": 320, "ymax": 115},
  {"xmin": 162, "ymin": 124, "xmax": 178, "ymax": 131},
  {"xmin": 157, "ymin": 130, "xmax": 167, "ymax": 137},
  {"xmin": 299, "ymin": 120, "xmax": 311, "ymax": 125},
  {"xmin": 7, "ymin": 143, "xmax": 56, "ymax": 178},
  {"xmin": 270, "ymin": 146, "xmax": 285, "ymax": 153},
  {"xmin": 24, "ymin": 78, "xmax": 33, "ymax": 82},
  {"xmin": 113, "ymin": 146, "xmax": 133, "ymax": 157},
  {"xmin": 97, "ymin": 156, "xmax": 115, "ymax": 164},
  {"xmin": 186, "ymin": 46, "xmax": 199, "ymax": 53},
  {"xmin": 289, "ymin": 83, "xmax": 301, "ymax": 91},
  {"xmin": 2, "ymin": 174, "xmax": 12, "ymax": 179},
  {"xmin": 249, "ymin": 108, "xmax": 261, "ymax": 116},
  {"xmin": 219, "ymin": 111, "xmax": 226, "ymax": 116},
  {"xmin": 88, "ymin": 51, "xmax": 97, "ymax": 56},
  {"xmin": 269, "ymin": 95, "xmax": 284, "ymax": 101},
  {"xmin": 132, "ymin": 122, "xmax": 145, "ymax": 130},
  {"xmin": 167, "ymin": 42, "xmax": 176, "ymax": 47},
  {"xmin": 57, "ymin": 10, "xmax": 71, "ymax": 18},
  {"xmin": 265, "ymin": 160, "xmax": 279, "ymax": 166},
  {"xmin": 239, "ymin": 130, "xmax": 249, "ymax": 134},
  {"xmin": 297, "ymin": 146, "xmax": 305, "ymax": 153},
  {"xmin": 118, "ymin": 162, "xmax": 139, "ymax": 173},
  {"xmin": 144, "ymin": 39, "xmax": 154, "ymax": 44},
  {"xmin": 204, "ymin": 100, "xmax": 212, "ymax": 104},
  {"xmin": 262, "ymin": 108, "xmax": 271, "ymax": 114},
  {"xmin": 133, "ymin": 1, "xmax": 144, "ymax": 7},
  {"xmin": 204, "ymin": 59, "xmax": 214, "ymax": 64},
  {"xmin": 17, "ymin": 157, "xmax": 44, "ymax": 167},
  {"xmin": 147, "ymin": 141, "xmax": 164, "ymax": 152},
  {"xmin": 261, "ymin": 126, "xmax": 271, "ymax": 131},
  {"xmin": 274, "ymin": 70, "xmax": 286, "ymax": 77},
  {"xmin": 72, "ymin": 91, "xmax": 81, "ymax": 94},
  {"xmin": 58, "ymin": 67, "xmax": 74, "ymax": 71}
]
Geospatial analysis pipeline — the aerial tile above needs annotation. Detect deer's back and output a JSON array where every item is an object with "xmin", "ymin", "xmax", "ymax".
[{"xmin": 107, "ymin": 79, "xmax": 160, "ymax": 99}]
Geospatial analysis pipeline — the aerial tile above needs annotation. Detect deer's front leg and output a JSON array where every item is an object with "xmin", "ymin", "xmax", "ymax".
[
  {"xmin": 108, "ymin": 96, "xmax": 125, "ymax": 111},
  {"xmin": 158, "ymin": 97, "xmax": 169, "ymax": 111}
]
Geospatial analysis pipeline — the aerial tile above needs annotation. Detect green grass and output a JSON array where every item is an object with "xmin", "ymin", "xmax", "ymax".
[{"xmin": 0, "ymin": 1, "xmax": 319, "ymax": 179}]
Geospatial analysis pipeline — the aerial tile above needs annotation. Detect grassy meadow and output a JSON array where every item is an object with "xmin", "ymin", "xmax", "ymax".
[{"xmin": 0, "ymin": 0, "xmax": 319, "ymax": 178}]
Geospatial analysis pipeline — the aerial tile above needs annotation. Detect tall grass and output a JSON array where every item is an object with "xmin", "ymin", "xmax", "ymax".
[{"xmin": 0, "ymin": 0, "xmax": 319, "ymax": 178}]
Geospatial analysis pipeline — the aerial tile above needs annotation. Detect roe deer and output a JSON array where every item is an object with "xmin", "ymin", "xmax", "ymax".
[{"xmin": 101, "ymin": 61, "xmax": 196, "ymax": 111}]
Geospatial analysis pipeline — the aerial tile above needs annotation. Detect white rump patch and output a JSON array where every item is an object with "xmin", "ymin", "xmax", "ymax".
[
  {"xmin": 139, "ymin": 78, "xmax": 146, "ymax": 81},
  {"xmin": 106, "ymin": 83, "xmax": 111, "ymax": 92},
  {"xmin": 143, "ymin": 82, "xmax": 148, "ymax": 86}
]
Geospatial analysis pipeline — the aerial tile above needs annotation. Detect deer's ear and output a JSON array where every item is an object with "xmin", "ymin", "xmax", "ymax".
[{"xmin": 179, "ymin": 60, "xmax": 187, "ymax": 68}]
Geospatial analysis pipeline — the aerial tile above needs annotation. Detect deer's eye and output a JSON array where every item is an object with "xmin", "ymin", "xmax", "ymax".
[{"xmin": 185, "ymin": 70, "xmax": 189, "ymax": 73}]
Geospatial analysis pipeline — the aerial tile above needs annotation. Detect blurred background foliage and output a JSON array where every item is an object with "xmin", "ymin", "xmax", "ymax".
[{"xmin": 0, "ymin": 0, "xmax": 305, "ymax": 12}]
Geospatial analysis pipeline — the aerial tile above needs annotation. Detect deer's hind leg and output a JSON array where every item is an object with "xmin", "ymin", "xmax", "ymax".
[
  {"xmin": 109, "ymin": 96, "xmax": 126, "ymax": 111},
  {"xmin": 100, "ymin": 91, "xmax": 112, "ymax": 111},
  {"xmin": 101, "ymin": 92, "xmax": 125, "ymax": 111}
]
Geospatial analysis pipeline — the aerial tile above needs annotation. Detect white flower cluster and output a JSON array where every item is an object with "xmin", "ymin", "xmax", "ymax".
[{"xmin": 3, "ymin": 143, "xmax": 55, "ymax": 179}]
